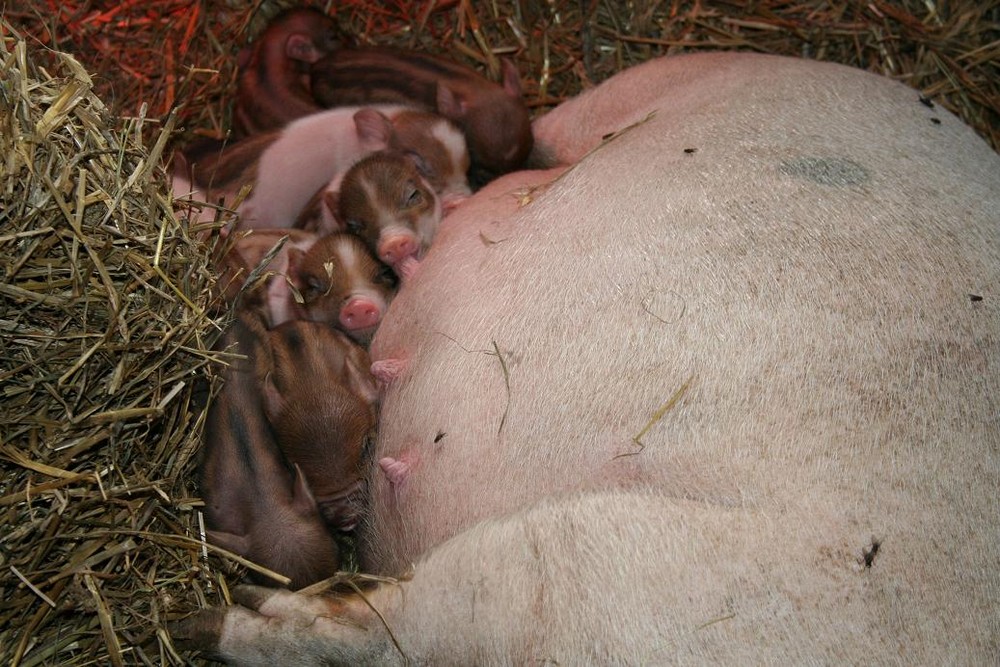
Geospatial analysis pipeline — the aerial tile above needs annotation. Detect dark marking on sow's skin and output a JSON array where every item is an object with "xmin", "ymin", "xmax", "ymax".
[
  {"xmin": 779, "ymin": 157, "xmax": 871, "ymax": 187},
  {"xmin": 919, "ymin": 95, "xmax": 935, "ymax": 109},
  {"xmin": 859, "ymin": 537, "xmax": 882, "ymax": 569}
]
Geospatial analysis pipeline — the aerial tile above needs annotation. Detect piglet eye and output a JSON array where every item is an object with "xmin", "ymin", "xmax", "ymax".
[
  {"xmin": 403, "ymin": 186, "xmax": 424, "ymax": 208},
  {"xmin": 305, "ymin": 276, "xmax": 327, "ymax": 298},
  {"xmin": 404, "ymin": 151, "xmax": 433, "ymax": 179},
  {"xmin": 346, "ymin": 218, "xmax": 364, "ymax": 234}
]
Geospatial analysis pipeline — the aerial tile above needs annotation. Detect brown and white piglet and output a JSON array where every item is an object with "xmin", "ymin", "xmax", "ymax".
[
  {"xmin": 287, "ymin": 232, "xmax": 398, "ymax": 345},
  {"xmin": 335, "ymin": 151, "xmax": 443, "ymax": 274},
  {"xmin": 182, "ymin": 107, "xmax": 399, "ymax": 232},
  {"xmin": 311, "ymin": 48, "xmax": 533, "ymax": 182},
  {"xmin": 233, "ymin": 7, "xmax": 344, "ymax": 137},
  {"xmin": 210, "ymin": 228, "xmax": 320, "ymax": 330},
  {"xmin": 198, "ymin": 312, "xmax": 340, "ymax": 589},
  {"xmin": 262, "ymin": 319, "xmax": 378, "ymax": 531},
  {"xmin": 295, "ymin": 110, "xmax": 470, "ymax": 237}
]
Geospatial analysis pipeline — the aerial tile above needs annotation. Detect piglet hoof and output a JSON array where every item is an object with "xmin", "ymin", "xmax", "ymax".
[
  {"xmin": 170, "ymin": 607, "xmax": 228, "ymax": 655},
  {"xmin": 371, "ymin": 358, "xmax": 408, "ymax": 385},
  {"xmin": 394, "ymin": 256, "xmax": 421, "ymax": 282}
]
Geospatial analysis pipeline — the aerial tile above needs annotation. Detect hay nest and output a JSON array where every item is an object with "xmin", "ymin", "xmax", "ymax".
[{"xmin": 1, "ymin": 1, "xmax": 997, "ymax": 664}]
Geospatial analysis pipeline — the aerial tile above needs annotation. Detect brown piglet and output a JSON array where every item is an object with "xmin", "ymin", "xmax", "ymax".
[
  {"xmin": 262, "ymin": 319, "xmax": 378, "ymax": 531},
  {"xmin": 335, "ymin": 151, "xmax": 443, "ymax": 274},
  {"xmin": 311, "ymin": 48, "xmax": 532, "ymax": 182},
  {"xmin": 198, "ymin": 312, "xmax": 340, "ymax": 589},
  {"xmin": 234, "ymin": 7, "xmax": 344, "ymax": 137},
  {"xmin": 287, "ymin": 232, "xmax": 398, "ymax": 345}
]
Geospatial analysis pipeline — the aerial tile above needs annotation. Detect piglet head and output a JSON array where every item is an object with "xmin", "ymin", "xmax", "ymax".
[
  {"xmin": 337, "ymin": 151, "xmax": 444, "ymax": 273},
  {"xmin": 436, "ymin": 58, "xmax": 534, "ymax": 182},
  {"xmin": 289, "ymin": 233, "xmax": 397, "ymax": 345},
  {"xmin": 388, "ymin": 110, "xmax": 471, "ymax": 203}
]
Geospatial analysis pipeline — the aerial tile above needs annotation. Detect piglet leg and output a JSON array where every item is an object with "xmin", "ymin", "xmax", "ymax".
[{"xmin": 172, "ymin": 584, "xmax": 396, "ymax": 666}]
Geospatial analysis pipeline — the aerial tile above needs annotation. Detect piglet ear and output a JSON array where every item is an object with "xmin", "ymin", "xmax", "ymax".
[
  {"xmin": 290, "ymin": 464, "xmax": 320, "ymax": 516},
  {"xmin": 285, "ymin": 33, "xmax": 321, "ymax": 63},
  {"xmin": 261, "ymin": 371, "xmax": 285, "ymax": 425},
  {"xmin": 500, "ymin": 58, "xmax": 523, "ymax": 98},
  {"xmin": 436, "ymin": 82, "xmax": 467, "ymax": 118},
  {"xmin": 206, "ymin": 529, "xmax": 250, "ymax": 557},
  {"xmin": 352, "ymin": 109, "xmax": 393, "ymax": 149}
]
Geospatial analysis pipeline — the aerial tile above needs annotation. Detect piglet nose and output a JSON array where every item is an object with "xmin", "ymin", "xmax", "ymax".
[
  {"xmin": 340, "ymin": 297, "xmax": 382, "ymax": 330},
  {"xmin": 379, "ymin": 235, "xmax": 420, "ymax": 265}
]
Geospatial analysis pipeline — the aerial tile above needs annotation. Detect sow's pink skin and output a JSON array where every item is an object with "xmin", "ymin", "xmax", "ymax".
[
  {"xmin": 233, "ymin": 7, "xmax": 344, "ymax": 137},
  {"xmin": 174, "ymin": 53, "xmax": 1000, "ymax": 664},
  {"xmin": 262, "ymin": 320, "xmax": 378, "ymax": 531},
  {"xmin": 198, "ymin": 313, "xmax": 340, "ymax": 590},
  {"xmin": 311, "ymin": 48, "xmax": 532, "ymax": 182}
]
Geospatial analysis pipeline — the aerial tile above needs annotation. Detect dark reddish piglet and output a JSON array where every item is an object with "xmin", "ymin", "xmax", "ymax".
[
  {"xmin": 199, "ymin": 313, "xmax": 340, "ymax": 589},
  {"xmin": 310, "ymin": 48, "xmax": 532, "ymax": 180},
  {"xmin": 262, "ymin": 320, "xmax": 378, "ymax": 531},
  {"xmin": 234, "ymin": 7, "xmax": 344, "ymax": 137}
]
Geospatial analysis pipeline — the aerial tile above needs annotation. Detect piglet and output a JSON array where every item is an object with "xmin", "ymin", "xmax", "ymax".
[
  {"xmin": 212, "ymin": 228, "xmax": 316, "ymax": 311},
  {"xmin": 262, "ymin": 319, "xmax": 378, "ymax": 531},
  {"xmin": 180, "ymin": 106, "xmax": 468, "ymax": 233},
  {"xmin": 198, "ymin": 312, "xmax": 340, "ymax": 589},
  {"xmin": 311, "ymin": 49, "xmax": 532, "ymax": 183},
  {"xmin": 287, "ymin": 232, "xmax": 398, "ymax": 345},
  {"xmin": 334, "ymin": 151, "xmax": 442, "ymax": 274},
  {"xmin": 233, "ymin": 7, "xmax": 343, "ymax": 137}
]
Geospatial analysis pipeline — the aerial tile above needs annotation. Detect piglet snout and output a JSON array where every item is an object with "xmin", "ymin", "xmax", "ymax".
[
  {"xmin": 339, "ymin": 297, "xmax": 383, "ymax": 331},
  {"xmin": 379, "ymin": 234, "xmax": 420, "ymax": 265}
]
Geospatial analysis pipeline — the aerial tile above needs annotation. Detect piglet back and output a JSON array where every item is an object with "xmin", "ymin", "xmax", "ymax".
[{"xmin": 311, "ymin": 47, "xmax": 532, "ymax": 178}]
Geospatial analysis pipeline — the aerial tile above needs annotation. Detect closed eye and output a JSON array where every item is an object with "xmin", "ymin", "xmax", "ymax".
[{"xmin": 403, "ymin": 186, "xmax": 424, "ymax": 209}]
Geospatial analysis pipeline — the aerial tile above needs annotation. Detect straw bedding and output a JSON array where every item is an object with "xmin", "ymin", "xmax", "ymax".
[{"xmin": 1, "ymin": 1, "xmax": 997, "ymax": 664}]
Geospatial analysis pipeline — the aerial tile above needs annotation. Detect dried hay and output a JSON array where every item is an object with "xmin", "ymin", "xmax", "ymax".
[{"xmin": 0, "ymin": 0, "xmax": 998, "ymax": 664}]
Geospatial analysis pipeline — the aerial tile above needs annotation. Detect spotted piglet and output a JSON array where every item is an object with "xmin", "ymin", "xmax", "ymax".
[
  {"xmin": 286, "ymin": 232, "xmax": 398, "ymax": 346},
  {"xmin": 333, "ymin": 151, "xmax": 443, "ymax": 279}
]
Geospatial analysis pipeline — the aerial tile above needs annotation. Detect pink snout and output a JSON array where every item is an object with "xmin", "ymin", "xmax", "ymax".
[
  {"xmin": 339, "ymin": 297, "xmax": 383, "ymax": 331},
  {"xmin": 378, "ymin": 234, "xmax": 420, "ymax": 266}
]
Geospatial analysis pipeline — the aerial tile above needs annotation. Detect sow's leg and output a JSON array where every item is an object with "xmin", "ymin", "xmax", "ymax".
[{"xmin": 174, "ymin": 52, "xmax": 999, "ymax": 664}]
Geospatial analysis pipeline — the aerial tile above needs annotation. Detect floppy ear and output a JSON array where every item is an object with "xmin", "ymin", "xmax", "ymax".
[
  {"xmin": 436, "ymin": 82, "xmax": 467, "ymax": 118},
  {"xmin": 290, "ymin": 464, "xmax": 321, "ymax": 516},
  {"xmin": 500, "ymin": 58, "xmax": 524, "ymax": 97},
  {"xmin": 285, "ymin": 34, "xmax": 322, "ymax": 63},
  {"xmin": 352, "ymin": 109, "xmax": 393, "ymax": 149},
  {"xmin": 322, "ymin": 190, "xmax": 345, "ymax": 232},
  {"xmin": 261, "ymin": 370, "xmax": 285, "ymax": 426},
  {"xmin": 206, "ymin": 530, "xmax": 249, "ymax": 556}
]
